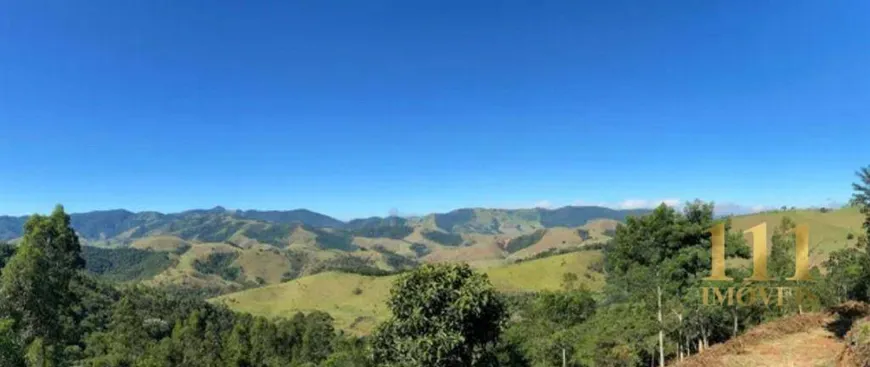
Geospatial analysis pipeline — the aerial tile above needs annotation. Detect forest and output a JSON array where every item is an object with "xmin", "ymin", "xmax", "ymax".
[{"xmin": 1, "ymin": 165, "xmax": 870, "ymax": 366}]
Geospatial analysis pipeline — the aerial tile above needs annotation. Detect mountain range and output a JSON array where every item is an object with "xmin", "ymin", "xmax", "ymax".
[{"xmin": 0, "ymin": 205, "xmax": 650, "ymax": 247}]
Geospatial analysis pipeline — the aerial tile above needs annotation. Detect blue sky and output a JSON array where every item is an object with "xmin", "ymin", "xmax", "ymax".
[{"xmin": 1, "ymin": 1, "xmax": 868, "ymax": 219}]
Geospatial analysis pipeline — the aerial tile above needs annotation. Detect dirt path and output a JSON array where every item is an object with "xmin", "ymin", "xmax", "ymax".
[
  {"xmin": 718, "ymin": 327, "xmax": 846, "ymax": 367},
  {"xmin": 675, "ymin": 313, "xmax": 855, "ymax": 367}
]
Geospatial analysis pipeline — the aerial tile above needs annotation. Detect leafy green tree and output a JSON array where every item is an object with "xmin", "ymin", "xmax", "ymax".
[
  {"xmin": 600, "ymin": 201, "xmax": 753, "ymax": 365},
  {"xmin": 824, "ymin": 247, "xmax": 870, "ymax": 303},
  {"xmin": 503, "ymin": 289, "xmax": 595, "ymax": 366},
  {"xmin": 817, "ymin": 166, "xmax": 870, "ymax": 304},
  {"xmin": 0, "ymin": 243, "xmax": 15, "ymax": 271},
  {"xmin": 853, "ymin": 165, "xmax": 870, "ymax": 237},
  {"xmin": 0, "ymin": 318, "xmax": 23, "ymax": 366},
  {"xmin": 572, "ymin": 302, "xmax": 659, "ymax": 367},
  {"xmin": 0, "ymin": 206, "xmax": 85, "ymax": 365},
  {"xmin": 372, "ymin": 263, "xmax": 508, "ymax": 366},
  {"xmin": 322, "ymin": 335, "xmax": 373, "ymax": 367},
  {"xmin": 223, "ymin": 318, "xmax": 251, "ymax": 367}
]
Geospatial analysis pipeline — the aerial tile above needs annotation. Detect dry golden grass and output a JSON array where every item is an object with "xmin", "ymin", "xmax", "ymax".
[
  {"xmin": 508, "ymin": 228, "xmax": 577, "ymax": 259},
  {"xmin": 421, "ymin": 241, "xmax": 506, "ymax": 264},
  {"xmin": 351, "ymin": 237, "xmax": 415, "ymax": 257},
  {"xmin": 130, "ymin": 235, "xmax": 190, "ymax": 252}
]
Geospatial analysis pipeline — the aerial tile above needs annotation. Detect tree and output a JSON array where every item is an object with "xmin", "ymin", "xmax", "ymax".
[
  {"xmin": 0, "ymin": 205, "xmax": 85, "ymax": 365},
  {"xmin": 820, "ymin": 166, "xmax": 870, "ymax": 304},
  {"xmin": 372, "ymin": 263, "xmax": 508, "ymax": 367},
  {"xmin": 323, "ymin": 335, "xmax": 373, "ymax": 367},
  {"xmin": 600, "ymin": 201, "xmax": 753, "ymax": 366},
  {"xmin": 0, "ymin": 318, "xmax": 23, "ymax": 366},
  {"xmin": 504, "ymin": 289, "xmax": 596, "ymax": 366},
  {"xmin": 854, "ymin": 166, "xmax": 870, "ymax": 237}
]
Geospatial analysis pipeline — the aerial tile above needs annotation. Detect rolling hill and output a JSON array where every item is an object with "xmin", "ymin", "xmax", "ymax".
[
  {"xmin": 209, "ymin": 206, "xmax": 866, "ymax": 336},
  {"xmin": 5, "ymin": 205, "xmax": 862, "ymax": 298},
  {"xmin": 213, "ymin": 250, "xmax": 606, "ymax": 334},
  {"xmin": 726, "ymin": 206, "xmax": 864, "ymax": 268}
]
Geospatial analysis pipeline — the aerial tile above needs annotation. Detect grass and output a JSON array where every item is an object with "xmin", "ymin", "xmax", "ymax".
[
  {"xmin": 727, "ymin": 207, "xmax": 863, "ymax": 267},
  {"xmin": 486, "ymin": 250, "xmax": 605, "ymax": 292},
  {"xmin": 130, "ymin": 235, "xmax": 191, "ymax": 253},
  {"xmin": 235, "ymin": 246, "xmax": 292, "ymax": 284},
  {"xmin": 507, "ymin": 226, "xmax": 611, "ymax": 260},
  {"xmin": 213, "ymin": 250, "xmax": 604, "ymax": 334}
]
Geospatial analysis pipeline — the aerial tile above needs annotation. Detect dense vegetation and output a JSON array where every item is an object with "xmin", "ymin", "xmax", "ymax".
[
  {"xmin": 0, "ymin": 243, "xmax": 14, "ymax": 270},
  {"xmin": 308, "ymin": 227, "xmax": 356, "ymax": 251},
  {"xmin": 504, "ymin": 229, "xmax": 547, "ymax": 253},
  {"xmin": 81, "ymin": 247, "xmax": 175, "ymax": 282},
  {"xmin": 0, "ymin": 206, "xmax": 371, "ymax": 367},
  {"xmin": 420, "ymin": 230, "xmax": 464, "ymax": 246},
  {"xmin": 193, "ymin": 252, "xmax": 243, "ymax": 282}
]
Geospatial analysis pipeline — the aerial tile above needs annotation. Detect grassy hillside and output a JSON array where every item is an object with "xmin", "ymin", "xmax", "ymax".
[
  {"xmin": 130, "ymin": 235, "xmax": 191, "ymax": 253},
  {"xmin": 727, "ymin": 207, "xmax": 863, "ymax": 267},
  {"xmin": 213, "ymin": 250, "xmax": 605, "ymax": 334}
]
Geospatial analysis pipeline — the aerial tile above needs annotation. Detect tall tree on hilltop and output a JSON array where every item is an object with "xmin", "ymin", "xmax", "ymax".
[{"xmin": 0, "ymin": 205, "xmax": 85, "ymax": 365}]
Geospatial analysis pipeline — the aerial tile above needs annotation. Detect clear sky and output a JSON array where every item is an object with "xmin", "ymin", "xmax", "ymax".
[{"xmin": 1, "ymin": 1, "xmax": 868, "ymax": 219}]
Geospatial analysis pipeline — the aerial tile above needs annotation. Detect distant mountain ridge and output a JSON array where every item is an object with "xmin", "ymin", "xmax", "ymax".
[{"xmin": 0, "ymin": 205, "xmax": 651, "ymax": 245}]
